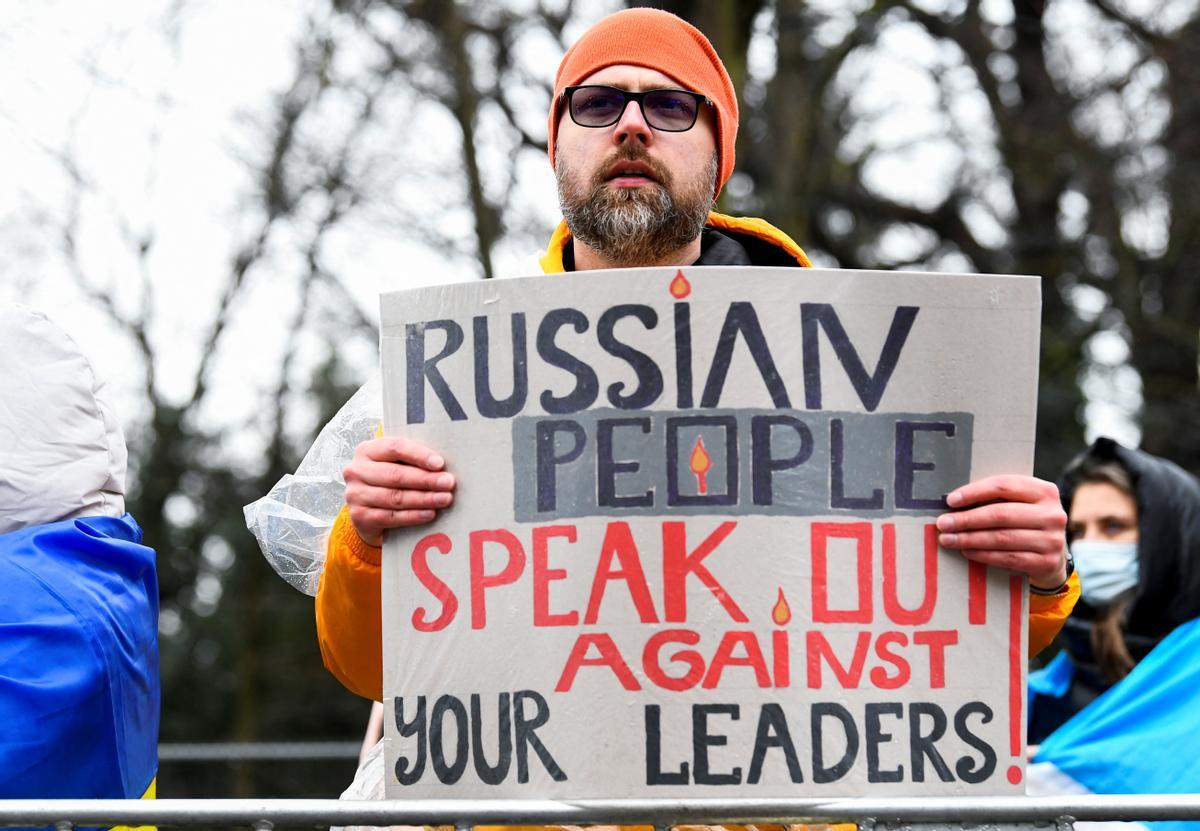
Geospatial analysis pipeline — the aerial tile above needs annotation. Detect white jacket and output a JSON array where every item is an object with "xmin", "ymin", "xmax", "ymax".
[{"xmin": 0, "ymin": 305, "xmax": 126, "ymax": 535}]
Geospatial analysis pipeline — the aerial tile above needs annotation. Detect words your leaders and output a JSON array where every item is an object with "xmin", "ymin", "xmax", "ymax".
[{"xmin": 391, "ymin": 692, "xmax": 999, "ymax": 787}]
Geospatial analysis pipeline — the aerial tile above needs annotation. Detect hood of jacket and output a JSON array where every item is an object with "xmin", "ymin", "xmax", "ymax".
[
  {"xmin": 0, "ymin": 305, "xmax": 127, "ymax": 535},
  {"xmin": 1060, "ymin": 436, "xmax": 1200, "ymax": 641}
]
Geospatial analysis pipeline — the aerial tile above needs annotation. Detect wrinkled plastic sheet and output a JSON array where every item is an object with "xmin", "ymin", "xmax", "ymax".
[
  {"xmin": 335, "ymin": 738, "xmax": 386, "ymax": 828},
  {"xmin": 244, "ymin": 374, "xmax": 381, "ymax": 596}
]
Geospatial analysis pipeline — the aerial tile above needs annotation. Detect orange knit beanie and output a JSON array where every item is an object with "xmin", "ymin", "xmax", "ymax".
[{"xmin": 548, "ymin": 8, "xmax": 739, "ymax": 197}]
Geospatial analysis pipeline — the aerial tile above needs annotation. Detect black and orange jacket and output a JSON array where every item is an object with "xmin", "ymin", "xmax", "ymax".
[{"xmin": 316, "ymin": 212, "xmax": 1079, "ymax": 702}]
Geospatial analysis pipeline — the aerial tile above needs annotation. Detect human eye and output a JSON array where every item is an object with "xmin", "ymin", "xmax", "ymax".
[
  {"xmin": 647, "ymin": 91, "xmax": 696, "ymax": 118},
  {"xmin": 1102, "ymin": 519, "xmax": 1133, "ymax": 537},
  {"xmin": 576, "ymin": 87, "xmax": 622, "ymax": 112}
]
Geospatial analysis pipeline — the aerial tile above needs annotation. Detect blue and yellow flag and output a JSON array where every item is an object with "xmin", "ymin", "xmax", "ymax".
[
  {"xmin": 1032, "ymin": 616, "xmax": 1200, "ymax": 831},
  {"xmin": 0, "ymin": 514, "xmax": 159, "ymax": 821}
]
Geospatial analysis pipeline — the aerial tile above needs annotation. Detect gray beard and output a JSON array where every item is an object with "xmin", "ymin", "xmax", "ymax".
[{"xmin": 557, "ymin": 154, "xmax": 716, "ymax": 266}]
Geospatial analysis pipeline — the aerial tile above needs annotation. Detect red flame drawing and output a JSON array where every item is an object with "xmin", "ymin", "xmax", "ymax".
[
  {"xmin": 689, "ymin": 436, "xmax": 712, "ymax": 494},
  {"xmin": 669, "ymin": 270, "xmax": 691, "ymax": 299},
  {"xmin": 772, "ymin": 588, "xmax": 792, "ymax": 626}
]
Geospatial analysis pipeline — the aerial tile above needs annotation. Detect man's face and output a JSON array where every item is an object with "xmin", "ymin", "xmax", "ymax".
[{"xmin": 554, "ymin": 64, "xmax": 718, "ymax": 265}]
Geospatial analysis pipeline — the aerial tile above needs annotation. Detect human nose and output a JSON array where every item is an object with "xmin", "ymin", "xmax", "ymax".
[{"xmin": 612, "ymin": 96, "xmax": 653, "ymax": 147}]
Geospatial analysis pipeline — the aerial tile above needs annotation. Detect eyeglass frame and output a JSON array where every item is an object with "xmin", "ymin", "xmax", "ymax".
[{"xmin": 559, "ymin": 84, "xmax": 713, "ymax": 133}]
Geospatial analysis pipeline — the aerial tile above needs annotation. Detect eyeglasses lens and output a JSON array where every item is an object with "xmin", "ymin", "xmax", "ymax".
[
  {"xmin": 569, "ymin": 87, "xmax": 700, "ymax": 132},
  {"xmin": 642, "ymin": 90, "xmax": 698, "ymax": 131},
  {"xmin": 570, "ymin": 87, "xmax": 626, "ymax": 127}
]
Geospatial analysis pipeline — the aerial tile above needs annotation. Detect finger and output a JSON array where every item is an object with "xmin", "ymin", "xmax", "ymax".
[
  {"xmin": 345, "ymin": 460, "xmax": 456, "ymax": 492},
  {"xmin": 955, "ymin": 548, "xmax": 1047, "ymax": 574},
  {"xmin": 937, "ymin": 501, "xmax": 1066, "ymax": 534},
  {"xmin": 956, "ymin": 547, "xmax": 1066, "ymax": 585},
  {"xmin": 358, "ymin": 436, "xmax": 445, "ymax": 470},
  {"xmin": 346, "ymin": 482, "xmax": 454, "ymax": 511},
  {"xmin": 946, "ymin": 475, "xmax": 1058, "ymax": 509},
  {"xmin": 349, "ymin": 505, "xmax": 438, "ymax": 532},
  {"xmin": 937, "ymin": 527, "xmax": 1063, "ymax": 553}
]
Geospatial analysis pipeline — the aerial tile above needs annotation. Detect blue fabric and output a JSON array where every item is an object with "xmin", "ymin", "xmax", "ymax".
[
  {"xmin": 1035, "ymin": 616, "xmax": 1200, "ymax": 831},
  {"xmin": 1029, "ymin": 649, "xmax": 1075, "ymax": 701},
  {"xmin": 0, "ymin": 514, "xmax": 159, "ymax": 807}
]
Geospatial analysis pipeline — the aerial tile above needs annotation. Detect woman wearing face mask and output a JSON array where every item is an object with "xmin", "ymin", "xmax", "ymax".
[{"xmin": 1027, "ymin": 436, "xmax": 1200, "ymax": 744}]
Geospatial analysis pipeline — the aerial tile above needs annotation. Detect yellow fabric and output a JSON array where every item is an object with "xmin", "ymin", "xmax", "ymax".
[
  {"xmin": 705, "ymin": 213, "xmax": 813, "ymax": 267},
  {"xmin": 316, "ymin": 506, "xmax": 384, "ymax": 700},
  {"xmin": 537, "ymin": 212, "xmax": 811, "ymax": 273},
  {"xmin": 1028, "ymin": 571, "xmax": 1081, "ymax": 657},
  {"xmin": 538, "ymin": 220, "xmax": 575, "ymax": 273},
  {"xmin": 111, "ymin": 776, "xmax": 156, "ymax": 831}
]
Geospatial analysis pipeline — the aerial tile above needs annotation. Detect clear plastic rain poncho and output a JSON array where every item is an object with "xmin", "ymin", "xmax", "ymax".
[{"xmin": 243, "ymin": 373, "xmax": 382, "ymax": 596}]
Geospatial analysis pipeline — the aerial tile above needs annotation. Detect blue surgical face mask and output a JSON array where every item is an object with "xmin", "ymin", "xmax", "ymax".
[{"xmin": 1070, "ymin": 539, "xmax": 1139, "ymax": 606}]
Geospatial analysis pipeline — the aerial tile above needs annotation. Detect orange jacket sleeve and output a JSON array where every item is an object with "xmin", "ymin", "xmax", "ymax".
[
  {"xmin": 1028, "ymin": 571, "xmax": 1080, "ymax": 657},
  {"xmin": 315, "ymin": 506, "xmax": 384, "ymax": 700}
]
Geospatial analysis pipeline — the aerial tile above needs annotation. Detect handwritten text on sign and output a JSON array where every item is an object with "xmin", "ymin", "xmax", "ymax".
[{"xmin": 380, "ymin": 267, "xmax": 1040, "ymax": 798}]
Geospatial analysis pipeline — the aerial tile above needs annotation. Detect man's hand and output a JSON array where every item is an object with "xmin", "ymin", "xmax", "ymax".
[
  {"xmin": 343, "ymin": 437, "xmax": 455, "ymax": 547},
  {"xmin": 936, "ymin": 475, "xmax": 1069, "ymax": 590}
]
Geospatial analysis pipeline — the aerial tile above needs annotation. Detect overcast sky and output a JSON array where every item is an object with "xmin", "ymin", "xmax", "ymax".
[{"xmin": 0, "ymin": 0, "xmax": 1141, "ymax": 454}]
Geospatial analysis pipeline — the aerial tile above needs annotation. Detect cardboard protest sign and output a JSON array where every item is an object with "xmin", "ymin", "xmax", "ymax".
[{"xmin": 379, "ymin": 266, "xmax": 1040, "ymax": 798}]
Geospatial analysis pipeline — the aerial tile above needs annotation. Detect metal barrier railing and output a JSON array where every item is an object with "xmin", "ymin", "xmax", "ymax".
[
  {"xmin": 2, "ymin": 796, "xmax": 1200, "ymax": 830},
  {"xmin": 158, "ymin": 741, "xmax": 362, "ymax": 762}
]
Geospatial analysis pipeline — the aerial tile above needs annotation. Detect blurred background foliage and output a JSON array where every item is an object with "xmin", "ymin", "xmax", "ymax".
[{"xmin": 1, "ymin": 0, "xmax": 1197, "ymax": 798}]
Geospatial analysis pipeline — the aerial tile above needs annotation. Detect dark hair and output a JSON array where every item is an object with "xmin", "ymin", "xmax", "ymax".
[{"xmin": 1064, "ymin": 455, "xmax": 1137, "ymax": 683}]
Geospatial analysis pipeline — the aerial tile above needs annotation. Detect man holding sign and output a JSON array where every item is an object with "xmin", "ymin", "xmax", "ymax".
[{"xmin": 311, "ymin": 8, "xmax": 1078, "ymax": 710}]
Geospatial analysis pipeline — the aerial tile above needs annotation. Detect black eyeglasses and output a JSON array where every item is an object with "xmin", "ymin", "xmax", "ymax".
[{"xmin": 561, "ymin": 85, "xmax": 710, "ymax": 132}]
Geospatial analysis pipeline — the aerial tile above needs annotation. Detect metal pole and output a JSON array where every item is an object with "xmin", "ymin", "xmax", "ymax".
[
  {"xmin": 157, "ymin": 742, "xmax": 362, "ymax": 762},
  {"xmin": 1, "ymin": 796, "xmax": 1200, "ymax": 828}
]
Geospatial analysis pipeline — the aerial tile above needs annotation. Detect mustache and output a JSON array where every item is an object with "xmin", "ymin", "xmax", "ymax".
[{"xmin": 592, "ymin": 148, "xmax": 672, "ymax": 187}]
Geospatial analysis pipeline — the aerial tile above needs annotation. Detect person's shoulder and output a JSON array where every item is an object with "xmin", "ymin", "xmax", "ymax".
[{"xmin": 705, "ymin": 212, "xmax": 812, "ymax": 267}]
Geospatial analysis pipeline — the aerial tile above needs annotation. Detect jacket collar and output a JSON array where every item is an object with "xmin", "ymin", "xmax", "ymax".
[{"xmin": 538, "ymin": 211, "xmax": 811, "ymax": 274}]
